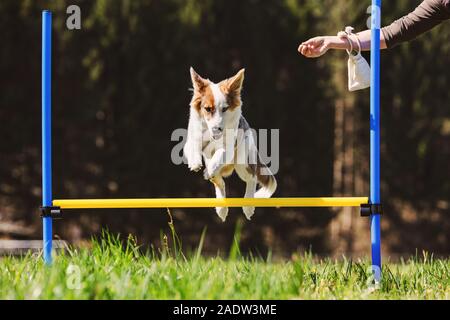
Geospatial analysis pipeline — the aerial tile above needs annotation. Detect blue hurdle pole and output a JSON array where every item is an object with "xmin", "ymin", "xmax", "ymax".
[
  {"xmin": 42, "ymin": 10, "xmax": 53, "ymax": 264},
  {"xmin": 370, "ymin": 0, "xmax": 382, "ymax": 281}
]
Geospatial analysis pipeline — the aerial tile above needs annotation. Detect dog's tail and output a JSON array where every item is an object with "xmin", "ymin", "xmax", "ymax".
[{"xmin": 254, "ymin": 161, "xmax": 277, "ymax": 198}]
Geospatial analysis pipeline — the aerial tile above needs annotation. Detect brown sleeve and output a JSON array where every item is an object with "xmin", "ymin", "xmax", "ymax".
[{"xmin": 381, "ymin": 0, "xmax": 450, "ymax": 48}]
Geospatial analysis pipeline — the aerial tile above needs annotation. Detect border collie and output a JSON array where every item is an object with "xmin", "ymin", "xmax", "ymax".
[{"xmin": 183, "ymin": 68, "xmax": 277, "ymax": 222}]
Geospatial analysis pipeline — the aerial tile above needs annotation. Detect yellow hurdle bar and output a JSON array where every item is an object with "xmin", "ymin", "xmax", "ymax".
[{"xmin": 53, "ymin": 197, "xmax": 368, "ymax": 209}]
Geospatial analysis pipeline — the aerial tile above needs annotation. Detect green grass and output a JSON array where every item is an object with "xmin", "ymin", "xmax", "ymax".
[{"xmin": 0, "ymin": 230, "xmax": 449, "ymax": 299}]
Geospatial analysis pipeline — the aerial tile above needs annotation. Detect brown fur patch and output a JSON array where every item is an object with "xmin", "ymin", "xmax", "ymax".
[
  {"xmin": 245, "ymin": 157, "xmax": 272, "ymax": 186},
  {"xmin": 200, "ymin": 85, "xmax": 216, "ymax": 120},
  {"xmin": 219, "ymin": 164, "xmax": 235, "ymax": 177},
  {"xmin": 246, "ymin": 163, "xmax": 257, "ymax": 176},
  {"xmin": 210, "ymin": 175, "xmax": 225, "ymax": 188},
  {"xmin": 190, "ymin": 83, "xmax": 216, "ymax": 118},
  {"xmin": 219, "ymin": 81, "xmax": 242, "ymax": 110},
  {"xmin": 219, "ymin": 69, "xmax": 245, "ymax": 110},
  {"xmin": 190, "ymin": 91, "xmax": 202, "ymax": 113},
  {"xmin": 256, "ymin": 164, "xmax": 271, "ymax": 186}
]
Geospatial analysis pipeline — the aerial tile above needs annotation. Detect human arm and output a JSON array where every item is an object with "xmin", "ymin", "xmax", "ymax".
[
  {"xmin": 381, "ymin": 0, "xmax": 449, "ymax": 48},
  {"xmin": 298, "ymin": 30, "xmax": 387, "ymax": 58},
  {"xmin": 298, "ymin": 0, "xmax": 450, "ymax": 57}
]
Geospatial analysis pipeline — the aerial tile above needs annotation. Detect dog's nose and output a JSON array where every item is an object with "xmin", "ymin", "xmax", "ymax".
[{"xmin": 212, "ymin": 127, "xmax": 223, "ymax": 135}]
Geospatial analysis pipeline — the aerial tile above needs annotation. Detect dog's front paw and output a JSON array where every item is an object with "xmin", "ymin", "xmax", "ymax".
[
  {"xmin": 204, "ymin": 162, "xmax": 221, "ymax": 180},
  {"xmin": 189, "ymin": 161, "xmax": 203, "ymax": 172},
  {"xmin": 184, "ymin": 143, "xmax": 203, "ymax": 172},
  {"xmin": 187, "ymin": 154, "xmax": 203, "ymax": 172},
  {"xmin": 203, "ymin": 167, "xmax": 212, "ymax": 180},
  {"xmin": 243, "ymin": 206, "xmax": 255, "ymax": 220},
  {"xmin": 216, "ymin": 207, "xmax": 228, "ymax": 222},
  {"xmin": 203, "ymin": 166, "xmax": 218, "ymax": 180}
]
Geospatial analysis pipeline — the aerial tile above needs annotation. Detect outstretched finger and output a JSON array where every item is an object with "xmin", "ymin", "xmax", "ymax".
[
  {"xmin": 302, "ymin": 38, "xmax": 315, "ymax": 46},
  {"xmin": 301, "ymin": 46, "xmax": 309, "ymax": 56}
]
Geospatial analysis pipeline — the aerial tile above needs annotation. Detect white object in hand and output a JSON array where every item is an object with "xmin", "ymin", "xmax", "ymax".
[{"xmin": 338, "ymin": 26, "xmax": 371, "ymax": 92}]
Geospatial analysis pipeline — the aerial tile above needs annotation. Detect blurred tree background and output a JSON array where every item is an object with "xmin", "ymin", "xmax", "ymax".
[{"xmin": 0, "ymin": 0, "xmax": 449, "ymax": 257}]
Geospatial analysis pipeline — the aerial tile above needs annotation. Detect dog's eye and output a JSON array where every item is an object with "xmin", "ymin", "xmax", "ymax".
[
  {"xmin": 204, "ymin": 107, "xmax": 212, "ymax": 113},
  {"xmin": 222, "ymin": 107, "xmax": 229, "ymax": 112}
]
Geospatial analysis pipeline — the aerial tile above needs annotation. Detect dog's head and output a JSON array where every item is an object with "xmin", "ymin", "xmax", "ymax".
[{"xmin": 189, "ymin": 67, "xmax": 245, "ymax": 140}]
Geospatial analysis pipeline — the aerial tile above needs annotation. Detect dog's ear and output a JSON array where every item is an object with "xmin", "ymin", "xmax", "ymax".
[
  {"xmin": 220, "ymin": 69, "xmax": 245, "ymax": 109},
  {"xmin": 224, "ymin": 68, "xmax": 245, "ymax": 95},
  {"xmin": 190, "ymin": 67, "xmax": 208, "ymax": 91}
]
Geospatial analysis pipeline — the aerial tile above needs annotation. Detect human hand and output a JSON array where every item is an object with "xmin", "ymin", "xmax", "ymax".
[{"xmin": 298, "ymin": 36, "xmax": 332, "ymax": 58}]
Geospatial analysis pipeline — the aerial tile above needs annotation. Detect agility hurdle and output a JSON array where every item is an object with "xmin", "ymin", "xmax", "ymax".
[
  {"xmin": 40, "ymin": 1, "xmax": 383, "ymax": 281},
  {"xmin": 53, "ymin": 197, "xmax": 369, "ymax": 209}
]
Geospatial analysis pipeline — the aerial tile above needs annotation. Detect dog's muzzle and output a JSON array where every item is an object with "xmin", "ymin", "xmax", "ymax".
[{"xmin": 212, "ymin": 127, "xmax": 223, "ymax": 140}]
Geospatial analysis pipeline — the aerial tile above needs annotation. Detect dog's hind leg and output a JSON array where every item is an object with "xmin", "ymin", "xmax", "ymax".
[
  {"xmin": 210, "ymin": 176, "xmax": 228, "ymax": 222},
  {"xmin": 243, "ymin": 178, "xmax": 257, "ymax": 220},
  {"xmin": 235, "ymin": 165, "xmax": 257, "ymax": 220}
]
